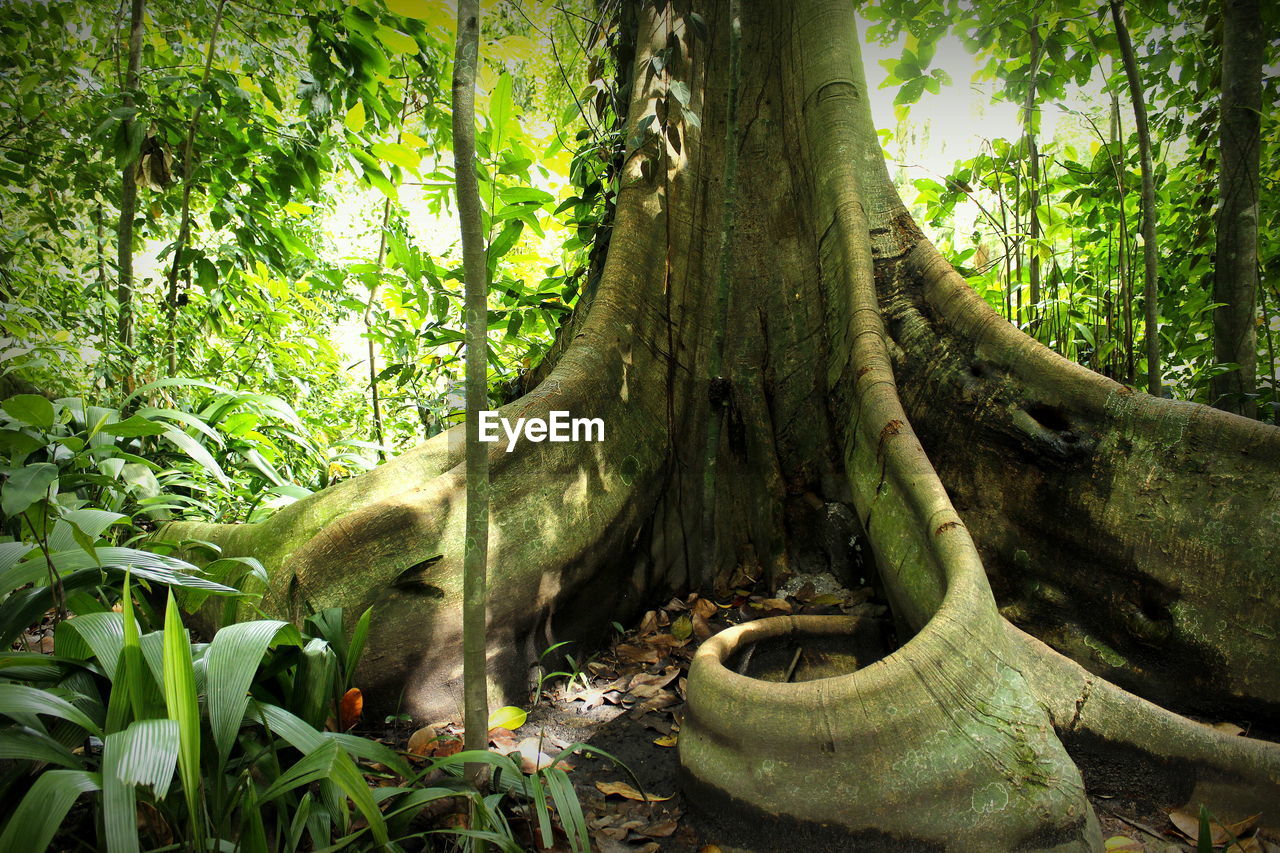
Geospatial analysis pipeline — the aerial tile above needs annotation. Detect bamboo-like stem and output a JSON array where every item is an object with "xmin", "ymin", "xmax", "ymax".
[
  {"xmin": 1110, "ymin": 0, "xmax": 1161, "ymax": 397},
  {"xmin": 452, "ymin": 0, "xmax": 490, "ymax": 788}
]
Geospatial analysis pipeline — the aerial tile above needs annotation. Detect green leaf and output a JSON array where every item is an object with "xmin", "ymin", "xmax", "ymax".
[
  {"xmin": 2, "ymin": 462, "xmax": 59, "ymax": 517},
  {"xmin": 2, "ymin": 394, "xmax": 54, "ymax": 429},
  {"xmin": 894, "ymin": 76, "xmax": 928, "ymax": 106},
  {"xmin": 374, "ymin": 25, "xmax": 418, "ymax": 55},
  {"xmin": 260, "ymin": 740, "xmax": 389, "ymax": 845},
  {"xmin": 371, "ymin": 141, "xmax": 420, "ymax": 171},
  {"xmin": 344, "ymin": 100, "xmax": 367, "ymax": 134},
  {"xmin": 490, "ymin": 73, "xmax": 513, "ymax": 155},
  {"xmin": 0, "ymin": 683, "xmax": 102, "ymax": 735},
  {"xmin": 498, "ymin": 186, "xmax": 554, "ymax": 206},
  {"xmin": 103, "ymin": 719, "xmax": 179, "ymax": 853},
  {"xmin": 345, "ymin": 606, "xmax": 372, "ymax": 687},
  {"xmin": 545, "ymin": 766, "xmax": 590, "ymax": 853},
  {"xmin": 136, "ymin": 407, "xmax": 225, "ymax": 447},
  {"xmin": 99, "ymin": 414, "xmax": 167, "ymax": 437},
  {"xmin": 487, "ymin": 219, "xmax": 524, "ymax": 261},
  {"xmin": 487, "ymin": 705, "xmax": 527, "ymax": 731},
  {"xmin": 160, "ymin": 424, "xmax": 229, "ymax": 486},
  {"xmin": 386, "ymin": 0, "xmax": 450, "ymax": 27},
  {"xmin": 161, "ymin": 590, "xmax": 202, "ymax": 833},
  {"xmin": 206, "ymin": 619, "xmax": 301, "ymax": 767},
  {"xmin": 57, "ymin": 612, "xmax": 126, "ymax": 680},
  {"xmin": 48, "ymin": 508, "xmax": 127, "ymax": 553},
  {"xmin": 0, "ymin": 769, "xmax": 101, "ymax": 853},
  {"xmin": 0, "ymin": 726, "xmax": 84, "ymax": 769}
]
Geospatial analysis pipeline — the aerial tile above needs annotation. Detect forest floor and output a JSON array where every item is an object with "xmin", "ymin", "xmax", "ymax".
[{"xmin": 433, "ymin": 575, "xmax": 1280, "ymax": 853}]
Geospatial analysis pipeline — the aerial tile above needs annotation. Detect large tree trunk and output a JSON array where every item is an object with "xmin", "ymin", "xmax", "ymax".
[
  {"xmin": 1211, "ymin": 0, "xmax": 1265, "ymax": 418},
  {"xmin": 162, "ymin": 0, "xmax": 1280, "ymax": 847}
]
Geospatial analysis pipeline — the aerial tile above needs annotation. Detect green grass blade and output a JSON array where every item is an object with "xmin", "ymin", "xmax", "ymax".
[
  {"xmin": 544, "ymin": 766, "xmax": 589, "ymax": 853},
  {"xmin": 285, "ymin": 791, "xmax": 313, "ymax": 853},
  {"xmin": 205, "ymin": 619, "xmax": 299, "ymax": 768},
  {"xmin": 161, "ymin": 590, "xmax": 203, "ymax": 838},
  {"xmin": 526, "ymin": 763, "xmax": 554, "ymax": 848},
  {"xmin": 0, "ymin": 769, "xmax": 101, "ymax": 853},
  {"xmin": 345, "ymin": 606, "xmax": 372, "ymax": 689}
]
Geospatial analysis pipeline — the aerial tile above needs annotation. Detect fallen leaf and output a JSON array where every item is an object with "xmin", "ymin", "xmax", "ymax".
[
  {"xmin": 407, "ymin": 725, "xmax": 437, "ymax": 756},
  {"xmin": 595, "ymin": 781, "xmax": 671, "ymax": 802},
  {"xmin": 488, "ymin": 727, "xmax": 519, "ymax": 751},
  {"xmin": 758, "ymin": 597, "xmax": 792, "ymax": 613},
  {"xmin": 671, "ymin": 614, "xmax": 693, "ymax": 641},
  {"xmin": 698, "ymin": 846, "xmax": 724, "ymax": 853},
  {"xmin": 692, "ymin": 613, "xmax": 713, "ymax": 640},
  {"xmin": 1225, "ymin": 838, "xmax": 1262, "ymax": 853},
  {"xmin": 339, "ymin": 687, "xmax": 363, "ymax": 731},
  {"xmin": 431, "ymin": 737, "xmax": 463, "ymax": 758},
  {"xmin": 1213, "ymin": 721, "xmax": 1246, "ymax": 736},
  {"xmin": 692, "ymin": 597, "xmax": 718, "ymax": 620},
  {"xmin": 653, "ymin": 733, "xmax": 678, "ymax": 747},
  {"xmin": 488, "ymin": 705, "xmax": 527, "ymax": 731},
  {"xmin": 639, "ymin": 610, "xmax": 659, "ymax": 635},
  {"xmin": 629, "ymin": 682, "xmax": 669, "ymax": 700},
  {"xmin": 647, "ymin": 633, "xmax": 688, "ymax": 648},
  {"xmin": 639, "ymin": 818, "xmax": 678, "ymax": 837},
  {"xmin": 1103, "ymin": 836, "xmax": 1143, "ymax": 851},
  {"xmin": 811, "ymin": 593, "xmax": 846, "ymax": 606},
  {"xmin": 633, "ymin": 690, "xmax": 680, "ymax": 715},
  {"xmin": 616, "ymin": 644, "xmax": 661, "ymax": 664},
  {"xmin": 1169, "ymin": 809, "xmax": 1260, "ymax": 845},
  {"xmin": 629, "ymin": 667, "xmax": 680, "ymax": 691},
  {"xmin": 510, "ymin": 737, "xmax": 554, "ymax": 773}
]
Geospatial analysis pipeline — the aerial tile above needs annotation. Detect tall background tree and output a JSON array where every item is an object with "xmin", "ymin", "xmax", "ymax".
[
  {"xmin": 1212, "ymin": 0, "xmax": 1265, "ymax": 416},
  {"xmin": 1, "ymin": 0, "xmax": 1277, "ymax": 847}
]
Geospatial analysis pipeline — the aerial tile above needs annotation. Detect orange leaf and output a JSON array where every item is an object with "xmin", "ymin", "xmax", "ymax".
[{"xmin": 339, "ymin": 687, "xmax": 363, "ymax": 731}]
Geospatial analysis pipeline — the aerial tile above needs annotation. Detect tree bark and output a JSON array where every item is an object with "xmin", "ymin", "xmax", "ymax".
[
  {"xmin": 116, "ymin": 0, "xmax": 145, "ymax": 394},
  {"xmin": 1110, "ymin": 0, "xmax": 1162, "ymax": 398},
  {"xmin": 1211, "ymin": 0, "xmax": 1264, "ymax": 418},
  {"xmin": 451, "ymin": 0, "xmax": 490, "ymax": 771},
  {"xmin": 160, "ymin": 0, "xmax": 1280, "ymax": 846}
]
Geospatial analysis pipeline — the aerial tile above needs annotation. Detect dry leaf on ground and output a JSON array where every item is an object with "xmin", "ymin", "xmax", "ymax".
[
  {"xmin": 407, "ymin": 725, "xmax": 438, "ymax": 756},
  {"xmin": 595, "ymin": 780, "xmax": 672, "ymax": 802},
  {"xmin": 1168, "ymin": 809, "xmax": 1260, "ymax": 846}
]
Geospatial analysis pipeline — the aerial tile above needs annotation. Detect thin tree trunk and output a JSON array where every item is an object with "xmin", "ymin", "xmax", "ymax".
[
  {"xmin": 452, "ymin": 0, "xmax": 489, "ymax": 783},
  {"xmin": 364, "ymin": 80, "xmax": 412, "ymax": 462},
  {"xmin": 1022, "ymin": 23, "xmax": 1042, "ymax": 330},
  {"xmin": 365, "ymin": 199, "xmax": 391, "ymax": 462},
  {"xmin": 116, "ymin": 0, "xmax": 145, "ymax": 394},
  {"xmin": 164, "ymin": 0, "xmax": 228, "ymax": 377},
  {"xmin": 1110, "ymin": 0, "xmax": 1161, "ymax": 397},
  {"xmin": 1110, "ymin": 85, "xmax": 1135, "ymax": 383},
  {"xmin": 1211, "ymin": 0, "xmax": 1264, "ymax": 417}
]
